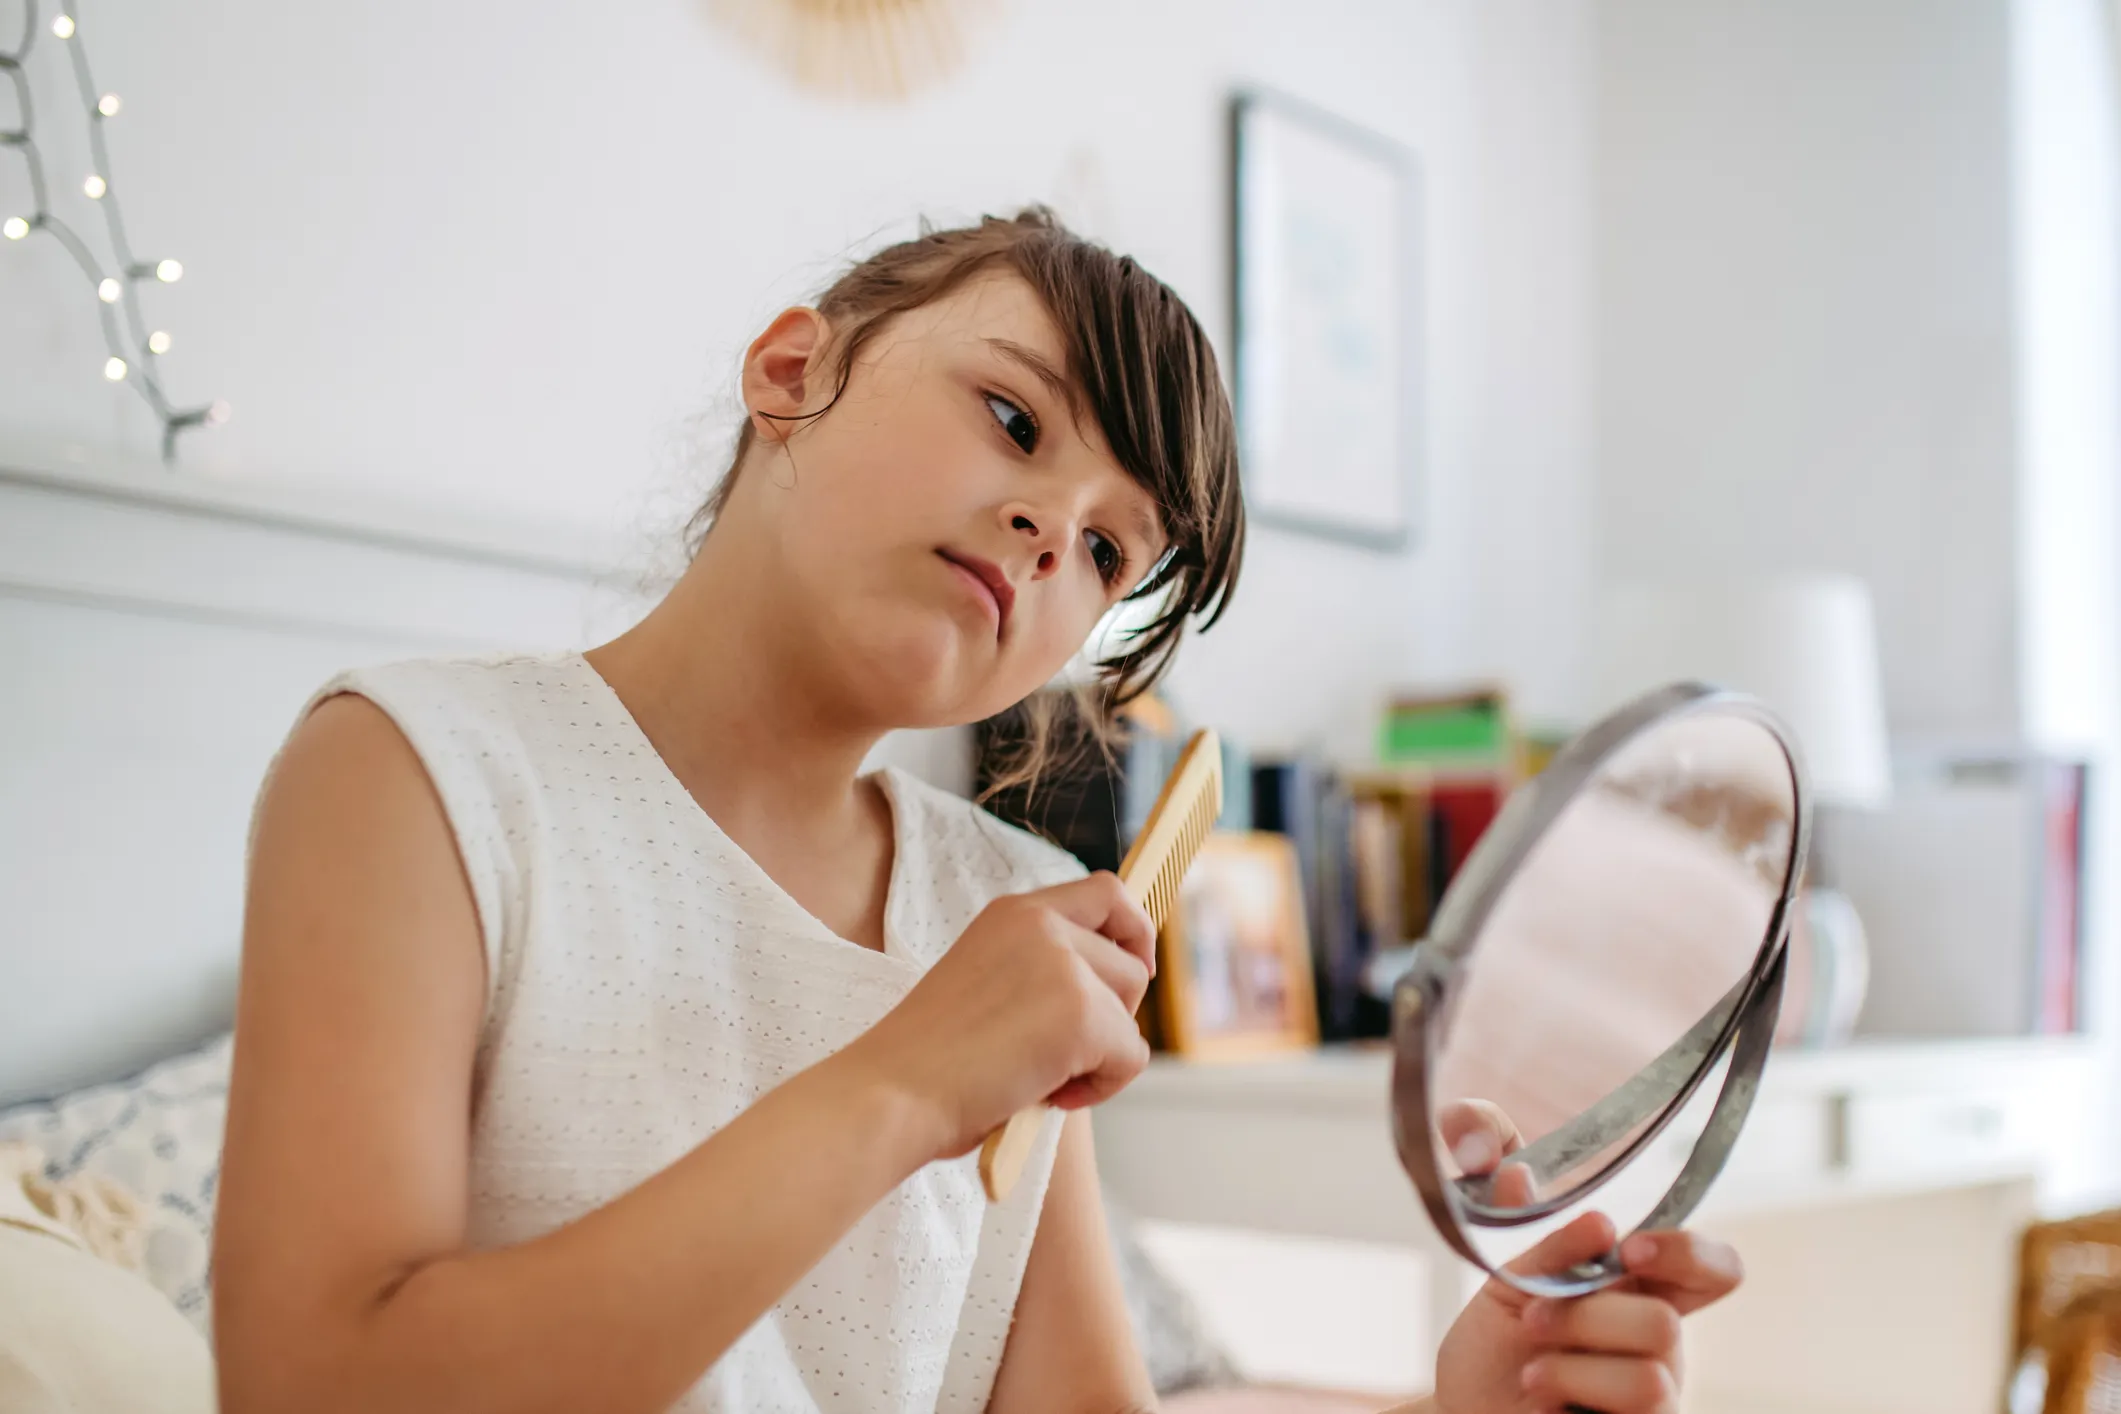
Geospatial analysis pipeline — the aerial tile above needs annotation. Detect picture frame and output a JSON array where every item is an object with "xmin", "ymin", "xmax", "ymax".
[
  {"xmin": 1230, "ymin": 88, "xmax": 1423, "ymax": 550},
  {"xmin": 1158, "ymin": 831, "xmax": 1320, "ymax": 1059}
]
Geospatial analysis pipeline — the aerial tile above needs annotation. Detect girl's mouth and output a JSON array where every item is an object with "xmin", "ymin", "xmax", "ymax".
[{"xmin": 937, "ymin": 550, "xmax": 1014, "ymax": 637}]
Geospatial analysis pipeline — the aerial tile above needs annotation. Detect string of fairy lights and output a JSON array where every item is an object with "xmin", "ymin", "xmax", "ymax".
[{"xmin": 1, "ymin": 0, "xmax": 228, "ymax": 462}]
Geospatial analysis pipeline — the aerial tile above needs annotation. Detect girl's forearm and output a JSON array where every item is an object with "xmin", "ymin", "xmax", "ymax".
[{"xmin": 233, "ymin": 1050, "xmax": 942, "ymax": 1414}]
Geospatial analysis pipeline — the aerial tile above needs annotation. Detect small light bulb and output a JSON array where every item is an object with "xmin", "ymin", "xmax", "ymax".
[
  {"xmin": 97, "ymin": 93, "xmax": 121, "ymax": 118},
  {"xmin": 2, "ymin": 217, "xmax": 27, "ymax": 240},
  {"xmin": 205, "ymin": 399, "xmax": 231, "ymax": 426},
  {"xmin": 147, "ymin": 330, "xmax": 171, "ymax": 354},
  {"xmin": 51, "ymin": 14, "xmax": 74, "ymax": 39},
  {"xmin": 103, "ymin": 356, "xmax": 127, "ymax": 381},
  {"xmin": 155, "ymin": 259, "xmax": 182, "ymax": 283},
  {"xmin": 97, "ymin": 277, "xmax": 120, "ymax": 303},
  {"xmin": 82, "ymin": 174, "xmax": 106, "ymax": 200}
]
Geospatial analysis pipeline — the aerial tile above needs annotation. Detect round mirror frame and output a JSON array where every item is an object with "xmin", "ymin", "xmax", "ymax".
[{"xmin": 1389, "ymin": 683, "xmax": 1812, "ymax": 1297}]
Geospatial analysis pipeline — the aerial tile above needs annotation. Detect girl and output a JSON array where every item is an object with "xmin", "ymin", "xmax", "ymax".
[{"xmin": 215, "ymin": 209, "xmax": 1741, "ymax": 1414}]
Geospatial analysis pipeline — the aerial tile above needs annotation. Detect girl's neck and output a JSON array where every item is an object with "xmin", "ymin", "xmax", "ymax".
[{"xmin": 584, "ymin": 540, "xmax": 884, "ymax": 840}]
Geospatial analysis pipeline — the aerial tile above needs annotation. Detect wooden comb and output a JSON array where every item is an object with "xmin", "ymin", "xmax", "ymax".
[{"xmin": 977, "ymin": 727, "xmax": 1224, "ymax": 1201}]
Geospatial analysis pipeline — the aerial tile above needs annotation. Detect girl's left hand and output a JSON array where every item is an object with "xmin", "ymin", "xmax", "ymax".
[{"xmin": 1431, "ymin": 1211, "xmax": 1744, "ymax": 1414}]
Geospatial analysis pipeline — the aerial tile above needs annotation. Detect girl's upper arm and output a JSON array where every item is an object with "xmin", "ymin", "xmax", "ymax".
[
  {"xmin": 214, "ymin": 693, "xmax": 488, "ymax": 1395},
  {"xmin": 985, "ymin": 1112, "xmax": 1157, "ymax": 1414}
]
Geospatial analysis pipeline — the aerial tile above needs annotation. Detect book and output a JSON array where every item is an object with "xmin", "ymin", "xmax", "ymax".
[
  {"xmin": 1349, "ymin": 795, "xmax": 1404, "ymax": 953},
  {"xmin": 1429, "ymin": 778, "xmax": 1505, "ymax": 882},
  {"xmin": 1250, "ymin": 758, "xmax": 1511, "ymax": 1044},
  {"xmin": 1252, "ymin": 758, "xmax": 1325, "ymax": 995},
  {"xmin": 1253, "ymin": 759, "xmax": 1369, "ymax": 1042},
  {"xmin": 1380, "ymin": 687, "xmax": 1513, "ymax": 766},
  {"xmin": 2036, "ymin": 758, "xmax": 2087, "ymax": 1034}
]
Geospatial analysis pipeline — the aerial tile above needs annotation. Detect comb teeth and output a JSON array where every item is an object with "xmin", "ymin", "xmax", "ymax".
[{"xmin": 1133, "ymin": 753, "xmax": 1223, "ymax": 928}]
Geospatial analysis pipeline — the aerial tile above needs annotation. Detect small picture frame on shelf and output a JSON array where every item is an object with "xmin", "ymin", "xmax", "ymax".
[
  {"xmin": 1158, "ymin": 832, "xmax": 1320, "ymax": 1059},
  {"xmin": 1231, "ymin": 88, "xmax": 1423, "ymax": 549}
]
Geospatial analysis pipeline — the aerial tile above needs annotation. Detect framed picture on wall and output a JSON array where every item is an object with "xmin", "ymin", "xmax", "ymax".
[{"xmin": 1230, "ymin": 89, "xmax": 1423, "ymax": 549}]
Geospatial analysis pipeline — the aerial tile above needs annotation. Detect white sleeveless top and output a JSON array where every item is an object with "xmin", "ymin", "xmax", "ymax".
[{"xmin": 294, "ymin": 651, "xmax": 1083, "ymax": 1413}]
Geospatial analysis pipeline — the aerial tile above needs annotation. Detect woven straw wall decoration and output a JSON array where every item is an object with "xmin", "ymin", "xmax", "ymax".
[{"xmin": 706, "ymin": 0, "xmax": 1002, "ymax": 102}]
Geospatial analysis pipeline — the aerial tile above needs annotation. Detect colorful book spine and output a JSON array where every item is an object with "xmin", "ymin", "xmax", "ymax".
[
  {"xmin": 1429, "ymin": 779, "xmax": 1504, "ymax": 881},
  {"xmin": 2036, "ymin": 759, "xmax": 2087, "ymax": 1035},
  {"xmin": 1253, "ymin": 759, "xmax": 1372, "ymax": 1042},
  {"xmin": 1380, "ymin": 689, "xmax": 1512, "ymax": 766}
]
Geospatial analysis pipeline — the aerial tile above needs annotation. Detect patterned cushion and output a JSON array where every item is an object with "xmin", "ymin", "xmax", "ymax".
[
  {"xmin": 1105, "ymin": 1195, "xmax": 1241, "ymax": 1394},
  {"xmin": 0, "ymin": 1034, "xmax": 231, "ymax": 1335}
]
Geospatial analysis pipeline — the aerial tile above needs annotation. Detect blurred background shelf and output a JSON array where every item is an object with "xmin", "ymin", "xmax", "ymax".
[{"xmin": 1095, "ymin": 1036, "xmax": 2096, "ymax": 1409}]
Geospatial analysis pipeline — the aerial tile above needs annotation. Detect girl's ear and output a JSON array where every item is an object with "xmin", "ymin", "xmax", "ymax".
[{"xmin": 740, "ymin": 306, "xmax": 831, "ymax": 444}]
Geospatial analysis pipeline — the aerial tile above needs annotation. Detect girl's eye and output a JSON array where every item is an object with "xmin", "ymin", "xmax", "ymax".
[
  {"xmin": 1086, "ymin": 530, "xmax": 1126, "ymax": 586},
  {"xmin": 984, "ymin": 393, "xmax": 1039, "ymax": 454}
]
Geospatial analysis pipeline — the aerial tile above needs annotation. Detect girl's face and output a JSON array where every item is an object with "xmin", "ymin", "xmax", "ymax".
[{"xmin": 733, "ymin": 273, "xmax": 1168, "ymax": 728}]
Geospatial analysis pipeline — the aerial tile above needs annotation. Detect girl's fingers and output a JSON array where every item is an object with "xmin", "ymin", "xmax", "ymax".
[
  {"xmin": 1619, "ymin": 1230, "xmax": 1745, "ymax": 1314},
  {"xmin": 1438, "ymin": 1097, "xmax": 1525, "ymax": 1174},
  {"xmin": 1062, "ymin": 920, "xmax": 1153, "ymax": 1015},
  {"xmin": 1489, "ymin": 1160, "xmax": 1539, "ymax": 1207},
  {"xmin": 1498, "ymin": 1210, "xmax": 1619, "ymax": 1284},
  {"xmin": 1047, "ymin": 987, "xmax": 1150, "ymax": 1108},
  {"xmin": 1520, "ymin": 1290, "xmax": 1683, "ymax": 1360},
  {"xmin": 1522, "ymin": 1351, "xmax": 1679, "ymax": 1414},
  {"xmin": 1039, "ymin": 873, "xmax": 1157, "ymax": 974}
]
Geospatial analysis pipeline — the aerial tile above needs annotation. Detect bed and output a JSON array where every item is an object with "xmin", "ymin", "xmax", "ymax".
[{"xmin": 0, "ymin": 442, "xmax": 1295, "ymax": 1407}]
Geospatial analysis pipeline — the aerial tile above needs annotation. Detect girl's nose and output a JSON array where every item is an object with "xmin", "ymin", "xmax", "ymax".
[{"xmin": 1010, "ymin": 512, "xmax": 1059, "ymax": 577}]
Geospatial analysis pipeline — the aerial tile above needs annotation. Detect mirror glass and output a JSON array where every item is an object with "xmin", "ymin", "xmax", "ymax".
[{"xmin": 1414, "ymin": 699, "xmax": 1799, "ymax": 1279}]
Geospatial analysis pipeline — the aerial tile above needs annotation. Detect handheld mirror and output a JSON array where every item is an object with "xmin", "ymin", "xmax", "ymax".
[{"xmin": 1390, "ymin": 683, "xmax": 1809, "ymax": 1296}]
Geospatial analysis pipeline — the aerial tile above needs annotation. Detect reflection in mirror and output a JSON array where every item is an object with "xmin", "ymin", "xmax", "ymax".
[{"xmin": 1426, "ymin": 705, "xmax": 1796, "ymax": 1272}]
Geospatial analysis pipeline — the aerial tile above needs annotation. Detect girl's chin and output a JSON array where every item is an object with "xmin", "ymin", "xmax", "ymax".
[{"xmin": 836, "ymin": 620, "xmax": 1003, "ymax": 721}]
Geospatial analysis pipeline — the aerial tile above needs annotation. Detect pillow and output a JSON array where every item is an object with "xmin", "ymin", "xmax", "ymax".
[
  {"xmin": 0, "ymin": 1147, "xmax": 216, "ymax": 1413},
  {"xmin": 1104, "ymin": 1192, "xmax": 1240, "ymax": 1394},
  {"xmin": 0, "ymin": 1033, "xmax": 232, "ymax": 1334}
]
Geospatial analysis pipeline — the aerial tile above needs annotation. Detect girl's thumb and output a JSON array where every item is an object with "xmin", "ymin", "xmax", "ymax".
[{"xmin": 1498, "ymin": 1209, "xmax": 1621, "ymax": 1284}]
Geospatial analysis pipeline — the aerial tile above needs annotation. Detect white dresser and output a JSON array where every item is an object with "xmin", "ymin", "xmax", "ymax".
[{"xmin": 1094, "ymin": 1037, "xmax": 2099, "ymax": 1412}]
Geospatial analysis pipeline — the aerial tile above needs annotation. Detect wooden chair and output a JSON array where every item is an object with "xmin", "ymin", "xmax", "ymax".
[
  {"xmin": 2010, "ymin": 1210, "xmax": 2121, "ymax": 1414},
  {"xmin": 2037, "ymin": 1290, "xmax": 2121, "ymax": 1414}
]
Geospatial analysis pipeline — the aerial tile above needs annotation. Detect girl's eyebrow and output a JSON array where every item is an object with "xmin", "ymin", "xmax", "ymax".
[
  {"xmin": 1127, "ymin": 502, "xmax": 1168, "ymax": 562},
  {"xmin": 984, "ymin": 338, "xmax": 1081, "ymax": 416}
]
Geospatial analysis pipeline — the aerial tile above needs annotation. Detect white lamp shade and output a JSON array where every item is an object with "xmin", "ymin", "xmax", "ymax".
[{"xmin": 1593, "ymin": 574, "xmax": 1892, "ymax": 809}]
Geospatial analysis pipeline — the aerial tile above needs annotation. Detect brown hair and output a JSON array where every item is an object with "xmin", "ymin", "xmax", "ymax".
[{"xmin": 689, "ymin": 208, "xmax": 1246, "ymax": 798}]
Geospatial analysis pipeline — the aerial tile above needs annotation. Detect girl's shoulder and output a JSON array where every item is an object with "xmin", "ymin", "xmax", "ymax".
[
  {"xmin": 313, "ymin": 650, "xmax": 584, "ymax": 715},
  {"xmin": 299, "ymin": 651, "xmax": 621, "ymax": 770}
]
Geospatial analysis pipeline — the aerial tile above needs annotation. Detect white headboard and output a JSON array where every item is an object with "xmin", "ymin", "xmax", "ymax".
[
  {"xmin": 0, "ymin": 448, "xmax": 655, "ymax": 1105},
  {"xmin": 0, "ymin": 448, "xmax": 975, "ymax": 1107}
]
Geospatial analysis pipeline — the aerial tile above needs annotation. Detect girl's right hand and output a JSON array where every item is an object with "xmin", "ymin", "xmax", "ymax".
[{"xmin": 844, "ymin": 872, "xmax": 1157, "ymax": 1161}]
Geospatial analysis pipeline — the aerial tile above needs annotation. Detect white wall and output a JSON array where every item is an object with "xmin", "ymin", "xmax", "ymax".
[
  {"xmin": 2009, "ymin": 0, "xmax": 2121, "ymax": 1205},
  {"xmin": 1593, "ymin": 0, "xmax": 2121, "ymax": 1204},
  {"xmin": 1593, "ymin": 0, "xmax": 2023, "ymax": 739},
  {"xmin": 0, "ymin": 0, "xmax": 1600, "ymax": 759},
  {"xmin": 2013, "ymin": 0, "xmax": 2121, "ymax": 760}
]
